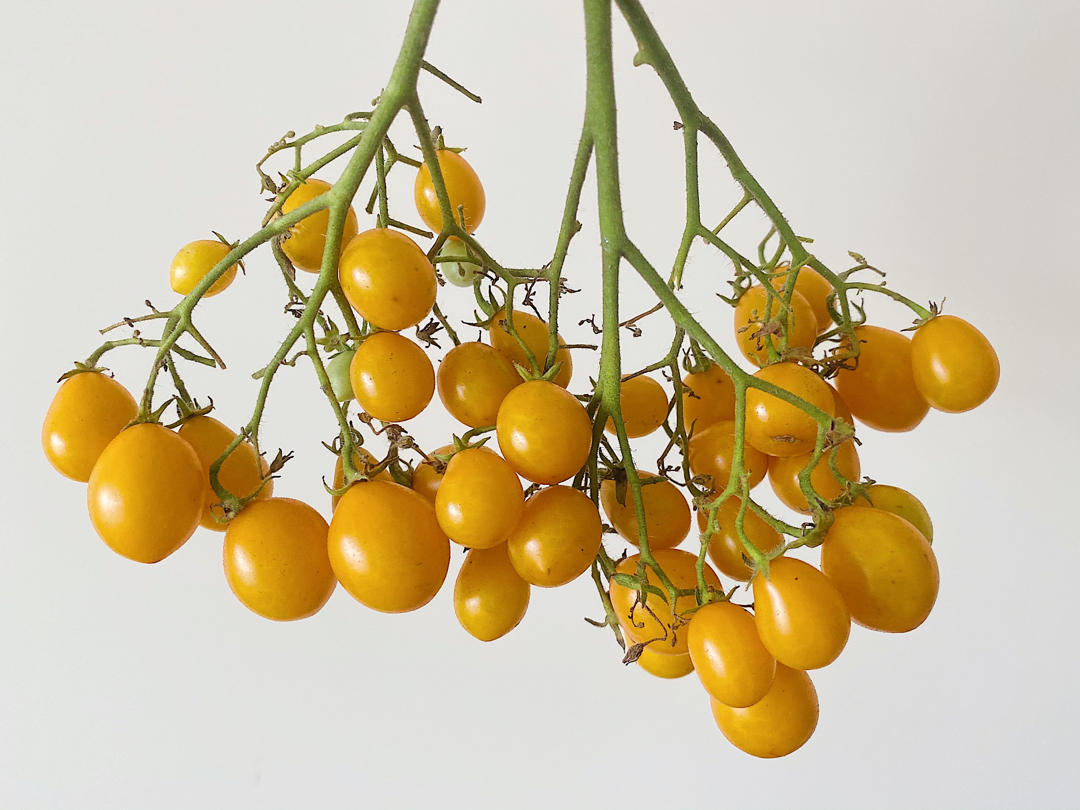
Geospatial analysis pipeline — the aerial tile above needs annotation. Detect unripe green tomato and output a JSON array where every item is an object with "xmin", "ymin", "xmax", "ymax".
[
  {"xmin": 328, "ymin": 350, "xmax": 356, "ymax": 402},
  {"xmin": 439, "ymin": 237, "xmax": 479, "ymax": 287}
]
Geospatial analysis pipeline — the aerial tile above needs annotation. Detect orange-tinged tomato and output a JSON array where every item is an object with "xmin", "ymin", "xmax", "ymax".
[
  {"xmin": 911, "ymin": 314, "xmax": 999, "ymax": 412},
  {"xmin": 770, "ymin": 264, "xmax": 834, "ymax": 335},
  {"xmin": 223, "ymin": 498, "xmax": 336, "ymax": 621},
  {"xmin": 829, "ymin": 385, "xmax": 854, "ymax": 428},
  {"xmin": 609, "ymin": 549, "xmax": 720, "ymax": 656},
  {"xmin": 636, "ymin": 647, "xmax": 695, "ymax": 679},
  {"xmin": 855, "ymin": 484, "xmax": 933, "ymax": 543},
  {"xmin": 600, "ymin": 472, "xmax": 691, "ymax": 551},
  {"xmin": 767, "ymin": 440, "xmax": 861, "ymax": 513},
  {"xmin": 506, "ymin": 485, "xmax": 602, "ymax": 587},
  {"xmin": 688, "ymin": 420, "xmax": 769, "ymax": 491},
  {"xmin": 411, "ymin": 444, "xmax": 453, "ymax": 504},
  {"xmin": 437, "ymin": 342, "xmax": 520, "ymax": 428},
  {"xmin": 821, "ymin": 506, "xmax": 939, "ymax": 632},
  {"xmin": 734, "ymin": 285, "xmax": 818, "ymax": 366},
  {"xmin": 350, "ymin": 332, "xmax": 434, "ymax": 422},
  {"xmin": 338, "ymin": 228, "xmax": 437, "ymax": 331},
  {"xmin": 488, "ymin": 308, "xmax": 572, "ymax": 388},
  {"xmin": 42, "ymin": 371, "xmax": 137, "ymax": 482},
  {"xmin": 279, "ymin": 177, "xmax": 359, "ymax": 272},
  {"xmin": 745, "ymin": 362, "xmax": 834, "ymax": 457},
  {"xmin": 710, "ymin": 664, "xmax": 819, "ymax": 758},
  {"xmin": 697, "ymin": 496, "xmax": 782, "ymax": 581},
  {"xmin": 606, "ymin": 375, "xmax": 668, "ymax": 438},
  {"xmin": 434, "ymin": 447, "xmax": 524, "ymax": 549},
  {"xmin": 496, "ymin": 380, "xmax": 591, "ymax": 484},
  {"xmin": 753, "ymin": 556, "xmax": 850, "ymax": 670},
  {"xmin": 178, "ymin": 415, "xmax": 271, "ymax": 530},
  {"xmin": 453, "ymin": 544, "xmax": 530, "ymax": 641},
  {"xmin": 834, "ymin": 325, "xmax": 929, "ymax": 432},
  {"xmin": 331, "ymin": 447, "xmax": 391, "ymax": 510},
  {"xmin": 86, "ymin": 423, "xmax": 205, "ymax": 564},
  {"xmin": 169, "ymin": 240, "xmax": 237, "ymax": 297},
  {"xmin": 414, "ymin": 148, "xmax": 486, "ymax": 233},
  {"xmin": 688, "ymin": 601, "xmax": 776, "ymax": 708},
  {"xmin": 681, "ymin": 363, "xmax": 736, "ymax": 433},
  {"xmin": 328, "ymin": 480, "xmax": 450, "ymax": 613}
]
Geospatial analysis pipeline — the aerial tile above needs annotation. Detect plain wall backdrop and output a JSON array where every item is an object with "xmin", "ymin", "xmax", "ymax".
[{"xmin": 2, "ymin": 1, "xmax": 1078, "ymax": 808}]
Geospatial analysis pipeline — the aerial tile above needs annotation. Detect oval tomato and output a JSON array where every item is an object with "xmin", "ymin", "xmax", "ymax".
[
  {"xmin": 911, "ymin": 314, "xmax": 999, "ymax": 412},
  {"xmin": 688, "ymin": 601, "xmax": 776, "ymax": 708},
  {"xmin": 734, "ymin": 285, "xmax": 818, "ymax": 366},
  {"xmin": 437, "ymin": 342, "xmax": 520, "ymax": 428},
  {"xmin": 745, "ymin": 362, "xmax": 834, "ymax": 457},
  {"xmin": 338, "ymin": 228, "xmax": 437, "ymax": 331},
  {"xmin": 767, "ymin": 440, "xmax": 861, "ymax": 513},
  {"xmin": 453, "ymin": 544, "xmax": 530, "ymax": 642},
  {"xmin": 600, "ymin": 472, "xmax": 691, "ymax": 551},
  {"xmin": 178, "ymin": 415, "xmax": 271, "ymax": 530},
  {"xmin": 414, "ymin": 148, "xmax": 486, "ymax": 233},
  {"xmin": 411, "ymin": 444, "xmax": 453, "ymax": 504},
  {"xmin": 279, "ymin": 177, "xmax": 359, "ymax": 272},
  {"xmin": 169, "ymin": 239, "xmax": 237, "ymax": 297},
  {"xmin": 496, "ymin": 380, "xmax": 591, "ymax": 484},
  {"xmin": 636, "ymin": 647, "xmax": 695, "ymax": 680},
  {"xmin": 331, "ymin": 447, "xmax": 390, "ymax": 510},
  {"xmin": 697, "ymin": 496, "xmax": 782, "ymax": 581},
  {"xmin": 607, "ymin": 375, "xmax": 668, "ymax": 438},
  {"xmin": 42, "ymin": 371, "xmax": 137, "ymax": 482},
  {"xmin": 506, "ymin": 485, "xmax": 602, "ymax": 587},
  {"xmin": 434, "ymin": 447, "xmax": 524, "ymax": 549},
  {"xmin": 855, "ymin": 484, "xmax": 933, "ymax": 543},
  {"xmin": 350, "ymin": 332, "xmax": 434, "ymax": 422},
  {"xmin": 681, "ymin": 363, "xmax": 736, "ymax": 433},
  {"xmin": 488, "ymin": 308, "xmax": 573, "ymax": 388},
  {"xmin": 770, "ymin": 264, "xmax": 834, "ymax": 334},
  {"xmin": 833, "ymin": 325, "xmax": 929, "ymax": 432},
  {"xmin": 710, "ymin": 664, "xmax": 819, "ymax": 758},
  {"xmin": 687, "ymin": 420, "xmax": 769, "ymax": 491}
]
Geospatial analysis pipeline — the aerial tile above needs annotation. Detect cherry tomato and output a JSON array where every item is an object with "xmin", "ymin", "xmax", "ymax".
[
  {"xmin": 771, "ymin": 264, "xmax": 835, "ymax": 334},
  {"xmin": 506, "ymin": 485, "xmax": 602, "ymax": 587},
  {"xmin": 855, "ymin": 484, "xmax": 933, "ymax": 543},
  {"xmin": 331, "ymin": 447, "xmax": 390, "ymax": 510},
  {"xmin": 697, "ymin": 496, "xmax": 782, "ymax": 581},
  {"xmin": 338, "ymin": 228, "xmax": 437, "ymax": 331},
  {"xmin": 733, "ymin": 285, "xmax": 818, "ymax": 367},
  {"xmin": 767, "ymin": 440, "xmax": 861, "ymax": 513},
  {"xmin": 223, "ymin": 497, "xmax": 336, "ymax": 621},
  {"xmin": 496, "ymin": 380, "xmax": 591, "ymax": 484},
  {"xmin": 327, "ymin": 350, "xmax": 356, "ymax": 402},
  {"xmin": 681, "ymin": 363, "xmax": 736, "ymax": 433},
  {"xmin": 437, "ymin": 237, "xmax": 480, "ymax": 287},
  {"xmin": 42, "ymin": 371, "xmax": 137, "ymax": 482},
  {"xmin": 636, "ymin": 647, "xmax": 694, "ymax": 679},
  {"xmin": 86, "ymin": 423, "xmax": 205, "ymax": 564},
  {"xmin": 178, "ymin": 415, "xmax": 272, "ymax": 530},
  {"xmin": 688, "ymin": 601, "xmax": 776, "ymax": 708},
  {"xmin": 350, "ymin": 332, "xmax": 434, "ymax": 422},
  {"xmin": 414, "ymin": 148, "xmax": 486, "ymax": 233},
  {"xmin": 434, "ymin": 447, "xmax": 524, "ymax": 549},
  {"xmin": 829, "ymin": 384, "xmax": 854, "ymax": 429},
  {"xmin": 601, "ymin": 472, "xmax": 691, "ymax": 551},
  {"xmin": 821, "ymin": 506, "xmax": 939, "ymax": 632},
  {"xmin": 488, "ymin": 308, "xmax": 572, "ymax": 388},
  {"xmin": 911, "ymin": 314, "xmax": 999, "ymax": 412},
  {"xmin": 437, "ymin": 342, "xmax": 521, "ymax": 428},
  {"xmin": 710, "ymin": 664, "xmax": 819, "ymax": 758},
  {"xmin": 745, "ymin": 362, "xmax": 834, "ymax": 457},
  {"xmin": 328, "ymin": 480, "xmax": 450, "ymax": 613},
  {"xmin": 609, "ymin": 549, "xmax": 720, "ymax": 656},
  {"xmin": 169, "ymin": 240, "xmax": 237, "ymax": 297},
  {"xmin": 453, "ymin": 544, "xmax": 530, "ymax": 641},
  {"xmin": 753, "ymin": 556, "xmax": 850, "ymax": 670},
  {"xmin": 279, "ymin": 177, "xmax": 359, "ymax": 272},
  {"xmin": 412, "ymin": 444, "xmax": 453, "ymax": 504},
  {"xmin": 834, "ymin": 325, "xmax": 929, "ymax": 432},
  {"xmin": 688, "ymin": 420, "xmax": 769, "ymax": 491},
  {"xmin": 606, "ymin": 375, "xmax": 668, "ymax": 438}
]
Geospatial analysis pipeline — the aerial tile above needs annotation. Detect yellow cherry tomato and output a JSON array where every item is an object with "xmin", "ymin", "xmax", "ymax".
[
  {"xmin": 414, "ymin": 148, "xmax": 486, "ymax": 233},
  {"xmin": 767, "ymin": 440, "xmax": 861, "ymax": 513},
  {"xmin": 279, "ymin": 177, "xmax": 359, "ymax": 272},
  {"xmin": 710, "ymin": 664, "xmax": 819, "ymax": 758},
  {"xmin": 681, "ymin": 363, "xmax": 736, "ymax": 433},
  {"xmin": 86, "ymin": 423, "xmax": 205, "ymax": 564},
  {"xmin": 688, "ymin": 601, "xmax": 776, "ymax": 708},
  {"xmin": 506, "ymin": 485, "xmax": 603, "ymax": 587},
  {"xmin": 697, "ymin": 496, "xmax": 782, "ymax": 581},
  {"xmin": 855, "ymin": 484, "xmax": 933, "ymax": 543},
  {"xmin": 829, "ymin": 384, "xmax": 854, "ymax": 428},
  {"xmin": 436, "ymin": 342, "xmax": 521, "ymax": 428},
  {"xmin": 169, "ymin": 239, "xmax": 238, "ymax": 297},
  {"xmin": 488, "ymin": 308, "xmax": 572, "ymax": 388},
  {"xmin": 745, "ymin": 362, "xmax": 834, "ymax": 457},
  {"xmin": 834, "ymin": 325, "xmax": 929, "ymax": 432},
  {"xmin": 600, "ymin": 472, "xmax": 691, "ymax": 551},
  {"xmin": 42, "ymin": 371, "xmax": 137, "ymax": 482},
  {"xmin": 338, "ymin": 228, "xmax": 437, "ymax": 331},
  {"xmin": 606, "ymin": 375, "xmax": 669, "ymax": 438},
  {"xmin": 770, "ymin": 264, "xmax": 834, "ymax": 334},
  {"xmin": 733, "ymin": 285, "xmax": 818, "ymax": 367},
  {"xmin": 411, "ymin": 444, "xmax": 453, "ymax": 504},
  {"xmin": 434, "ymin": 447, "xmax": 524, "ymax": 549},
  {"xmin": 453, "ymin": 544, "xmax": 530, "ymax": 642},
  {"xmin": 178, "ymin": 415, "xmax": 271, "ymax": 530},
  {"xmin": 496, "ymin": 380, "xmax": 591, "ymax": 484},
  {"xmin": 350, "ymin": 332, "xmax": 434, "ymax": 422},
  {"xmin": 636, "ymin": 648, "xmax": 695, "ymax": 679},
  {"xmin": 911, "ymin": 314, "xmax": 999, "ymax": 412},
  {"xmin": 687, "ymin": 420, "xmax": 769, "ymax": 491},
  {"xmin": 331, "ymin": 447, "xmax": 390, "ymax": 511},
  {"xmin": 223, "ymin": 497, "xmax": 336, "ymax": 621}
]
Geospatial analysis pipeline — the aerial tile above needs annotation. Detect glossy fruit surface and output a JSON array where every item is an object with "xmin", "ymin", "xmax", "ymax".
[
  {"xmin": 734, "ymin": 285, "xmax": 818, "ymax": 366},
  {"xmin": 350, "ymin": 332, "xmax": 434, "ymax": 422},
  {"xmin": 687, "ymin": 420, "xmax": 769, "ymax": 491},
  {"xmin": 771, "ymin": 265, "xmax": 834, "ymax": 334},
  {"xmin": 42, "ymin": 372, "xmax": 137, "ymax": 482},
  {"xmin": 688, "ymin": 601, "xmax": 776, "ymax": 707},
  {"xmin": 435, "ymin": 447, "xmax": 524, "ymax": 549},
  {"xmin": 453, "ymin": 544, "xmax": 530, "ymax": 641},
  {"xmin": 829, "ymin": 384, "xmax": 854, "ymax": 427},
  {"xmin": 821, "ymin": 506, "xmax": 939, "ymax": 632},
  {"xmin": 86, "ymin": 423, "xmax": 205, "ymax": 564},
  {"xmin": 600, "ymin": 472, "xmax": 691, "ymax": 551},
  {"xmin": 834, "ymin": 326, "xmax": 929, "ymax": 432},
  {"xmin": 506, "ymin": 485, "xmax": 602, "ymax": 587},
  {"xmin": 328, "ymin": 481, "xmax": 450, "ymax": 613},
  {"xmin": 414, "ymin": 148, "xmax": 486, "ymax": 233},
  {"xmin": 745, "ymin": 363, "xmax": 834, "ymax": 457},
  {"xmin": 488, "ymin": 308, "xmax": 572, "ymax": 388},
  {"xmin": 710, "ymin": 665, "xmax": 819, "ymax": 758},
  {"xmin": 279, "ymin": 177, "xmax": 359, "ymax": 272},
  {"xmin": 855, "ymin": 484, "xmax": 933, "ymax": 542},
  {"xmin": 223, "ymin": 498, "xmax": 335, "ymax": 621},
  {"xmin": 437, "ymin": 237, "xmax": 480, "ymax": 286},
  {"xmin": 697, "ymin": 496, "xmax": 782, "ymax": 581},
  {"xmin": 437, "ymin": 342, "xmax": 520, "ymax": 428},
  {"xmin": 327, "ymin": 350, "xmax": 356, "ymax": 402},
  {"xmin": 338, "ymin": 228, "xmax": 437, "ymax": 330},
  {"xmin": 637, "ymin": 648, "xmax": 694, "ymax": 679},
  {"xmin": 753, "ymin": 556, "xmax": 850, "ymax": 670},
  {"xmin": 606, "ymin": 375, "xmax": 668, "ymax": 438},
  {"xmin": 169, "ymin": 239, "xmax": 237, "ymax": 297},
  {"xmin": 767, "ymin": 440, "xmax": 861, "ymax": 513},
  {"xmin": 911, "ymin": 314, "xmax": 999, "ymax": 412},
  {"xmin": 178, "ymin": 415, "xmax": 271, "ymax": 530},
  {"xmin": 496, "ymin": 380, "xmax": 591, "ymax": 484},
  {"xmin": 331, "ymin": 448, "xmax": 390, "ymax": 510},
  {"xmin": 681, "ymin": 363, "xmax": 736, "ymax": 433},
  {"xmin": 411, "ymin": 444, "xmax": 453, "ymax": 503}
]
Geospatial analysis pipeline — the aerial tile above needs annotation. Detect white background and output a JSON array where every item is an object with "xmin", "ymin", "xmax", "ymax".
[{"xmin": 2, "ymin": 1, "xmax": 1078, "ymax": 808}]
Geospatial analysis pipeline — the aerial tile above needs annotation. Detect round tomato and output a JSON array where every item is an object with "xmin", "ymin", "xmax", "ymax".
[
  {"xmin": 600, "ymin": 472, "xmax": 691, "ymax": 551},
  {"xmin": 911, "ymin": 314, "xmax": 999, "ymax": 412},
  {"xmin": 437, "ymin": 342, "xmax": 521, "ymax": 428},
  {"xmin": 169, "ymin": 239, "xmax": 237, "ymax": 297},
  {"xmin": 607, "ymin": 375, "xmax": 668, "ymax": 438},
  {"xmin": 412, "ymin": 444, "xmax": 453, "ymax": 504},
  {"xmin": 733, "ymin": 284, "xmax": 818, "ymax": 367},
  {"xmin": 833, "ymin": 325, "xmax": 929, "ymax": 432},
  {"xmin": 86, "ymin": 423, "xmax": 205, "ymax": 563},
  {"xmin": 437, "ymin": 237, "xmax": 480, "ymax": 287},
  {"xmin": 338, "ymin": 228, "xmax": 437, "ymax": 331},
  {"xmin": 434, "ymin": 447, "xmax": 524, "ymax": 549},
  {"xmin": 681, "ymin": 363, "xmax": 736, "ymax": 433},
  {"xmin": 710, "ymin": 664, "xmax": 819, "ymax": 758},
  {"xmin": 331, "ymin": 447, "xmax": 390, "ymax": 510},
  {"xmin": 506, "ymin": 485, "xmax": 602, "ymax": 587},
  {"xmin": 488, "ymin": 308, "xmax": 572, "ymax": 388},
  {"xmin": 496, "ymin": 380, "xmax": 591, "ymax": 484},
  {"xmin": 688, "ymin": 601, "xmax": 776, "ymax": 708},
  {"xmin": 42, "ymin": 371, "xmax": 137, "ymax": 482},
  {"xmin": 687, "ymin": 420, "xmax": 769, "ymax": 491},
  {"xmin": 770, "ymin": 264, "xmax": 834, "ymax": 334},
  {"xmin": 636, "ymin": 647, "xmax": 694, "ymax": 679},
  {"xmin": 697, "ymin": 496, "xmax": 782, "ymax": 581},
  {"xmin": 178, "ymin": 415, "xmax": 271, "ymax": 530},
  {"xmin": 414, "ymin": 148, "xmax": 486, "ymax": 233},
  {"xmin": 767, "ymin": 440, "xmax": 861, "ymax": 514},
  {"xmin": 855, "ymin": 484, "xmax": 933, "ymax": 543},
  {"xmin": 279, "ymin": 177, "xmax": 359, "ymax": 272},
  {"xmin": 350, "ymin": 332, "xmax": 434, "ymax": 422},
  {"xmin": 453, "ymin": 544, "xmax": 530, "ymax": 641},
  {"xmin": 745, "ymin": 362, "xmax": 834, "ymax": 457},
  {"xmin": 327, "ymin": 350, "xmax": 356, "ymax": 402}
]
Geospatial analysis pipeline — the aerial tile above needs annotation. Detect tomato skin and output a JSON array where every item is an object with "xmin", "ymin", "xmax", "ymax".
[
  {"xmin": 338, "ymin": 228, "xmax": 437, "ymax": 331},
  {"xmin": 771, "ymin": 265, "xmax": 834, "ymax": 334},
  {"xmin": 438, "ymin": 237, "xmax": 480, "ymax": 287},
  {"xmin": 636, "ymin": 647, "xmax": 694, "ymax": 679},
  {"xmin": 753, "ymin": 556, "xmax": 850, "ymax": 670},
  {"xmin": 488, "ymin": 308, "xmax": 572, "ymax": 388},
  {"xmin": 350, "ymin": 332, "xmax": 434, "ymax": 422},
  {"xmin": 767, "ymin": 440, "xmax": 861, "ymax": 513},
  {"xmin": 821, "ymin": 506, "xmax": 939, "ymax": 632},
  {"xmin": 745, "ymin": 363, "xmax": 834, "ymax": 457},
  {"xmin": 506, "ymin": 485, "xmax": 602, "ymax": 587},
  {"xmin": 436, "ymin": 342, "xmax": 521, "ymax": 428},
  {"xmin": 734, "ymin": 285, "xmax": 818, "ymax": 366},
  {"xmin": 855, "ymin": 484, "xmax": 933, "ymax": 542},
  {"xmin": 434, "ymin": 448, "xmax": 524, "ymax": 549},
  {"xmin": 327, "ymin": 350, "xmax": 355, "ymax": 402},
  {"xmin": 223, "ymin": 498, "xmax": 336, "ymax": 621},
  {"xmin": 688, "ymin": 601, "xmax": 776, "ymax": 708},
  {"xmin": 328, "ymin": 480, "xmax": 450, "ymax": 613},
  {"xmin": 710, "ymin": 664, "xmax": 819, "ymax": 758},
  {"xmin": 42, "ymin": 371, "xmax": 137, "ymax": 482},
  {"xmin": 279, "ymin": 178, "xmax": 359, "ymax": 272},
  {"xmin": 86, "ymin": 423, "xmax": 205, "ymax": 564},
  {"xmin": 681, "ymin": 363, "xmax": 736, "ymax": 433},
  {"xmin": 178, "ymin": 415, "xmax": 272, "ymax": 530},
  {"xmin": 331, "ymin": 448, "xmax": 390, "ymax": 511},
  {"xmin": 911, "ymin": 315, "xmax": 999, "ymax": 412},
  {"xmin": 697, "ymin": 496, "xmax": 782, "ymax": 581},
  {"xmin": 834, "ymin": 325, "xmax": 929, "ymax": 432},
  {"xmin": 412, "ymin": 445, "xmax": 453, "ymax": 503},
  {"xmin": 829, "ymin": 384, "xmax": 854, "ymax": 429},
  {"xmin": 414, "ymin": 149, "xmax": 486, "ymax": 233},
  {"xmin": 688, "ymin": 420, "xmax": 769, "ymax": 491},
  {"xmin": 600, "ymin": 472, "xmax": 691, "ymax": 551},
  {"xmin": 453, "ymin": 544, "xmax": 530, "ymax": 642},
  {"xmin": 606, "ymin": 375, "xmax": 668, "ymax": 438},
  {"xmin": 496, "ymin": 380, "xmax": 591, "ymax": 484},
  {"xmin": 169, "ymin": 240, "xmax": 237, "ymax": 297}
]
